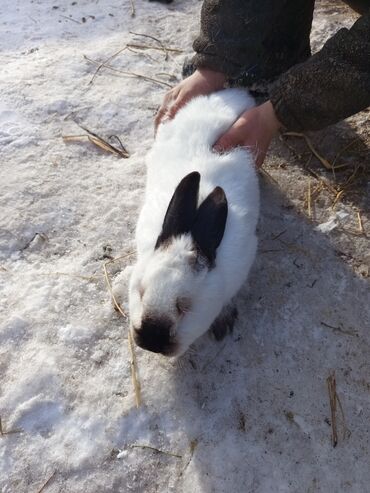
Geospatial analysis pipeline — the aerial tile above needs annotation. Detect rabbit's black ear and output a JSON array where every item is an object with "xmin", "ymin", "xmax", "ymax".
[
  {"xmin": 155, "ymin": 172, "xmax": 200, "ymax": 249},
  {"xmin": 191, "ymin": 187, "xmax": 228, "ymax": 266}
]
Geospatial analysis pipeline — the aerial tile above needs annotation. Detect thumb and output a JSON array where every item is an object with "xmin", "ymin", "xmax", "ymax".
[{"xmin": 213, "ymin": 122, "xmax": 244, "ymax": 153}]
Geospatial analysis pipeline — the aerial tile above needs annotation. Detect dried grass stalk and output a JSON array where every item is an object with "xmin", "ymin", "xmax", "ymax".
[
  {"xmin": 89, "ymin": 46, "xmax": 128, "ymax": 84},
  {"xmin": 127, "ymin": 46, "xmax": 158, "ymax": 63},
  {"xmin": 130, "ymin": 444, "xmax": 182, "ymax": 458},
  {"xmin": 127, "ymin": 42, "xmax": 183, "ymax": 54},
  {"xmin": 60, "ymin": 14, "xmax": 81, "ymax": 24},
  {"xmin": 85, "ymin": 33, "xmax": 182, "ymax": 84},
  {"xmin": 0, "ymin": 416, "xmax": 23, "ymax": 437},
  {"xmin": 284, "ymin": 132, "xmax": 333, "ymax": 170},
  {"xmin": 37, "ymin": 471, "xmax": 57, "ymax": 493},
  {"xmin": 103, "ymin": 254, "xmax": 142, "ymax": 408},
  {"xmin": 330, "ymin": 164, "xmax": 362, "ymax": 208},
  {"xmin": 84, "ymin": 55, "xmax": 172, "ymax": 88},
  {"xmin": 129, "ymin": 31, "xmax": 171, "ymax": 60},
  {"xmin": 79, "ymin": 123, "xmax": 129, "ymax": 157},
  {"xmin": 63, "ymin": 124, "xmax": 129, "ymax": 159},
  {"xmin": 333, "ymin": 138, "xmax": 359, "ymax": 167},
  {"xmin": 306, "ymin": 167, "xmax": 337, "ymax": 195},
  {"xmin": 180, "ymin": 439, "xmax": 198, "ymax": 477},
  {"xmin": 326, "ymin": 371, "xmax": 350, "ymax": 447},
  {"xmin": 327, "ymin": 372, "xmax": 338, "ymax": 447},
  {"xmin": 321, "ymin": 321, "xmax": 357, "ymax": 337},
  {"xmin": 130, "ymin": 0, "xmax": 135, "ymax": 17},
  {"xmin": 259, "ymin": 167, "xmax": 280, "ymax": 186},
  {"xmin": 357, "ymin": 211, "xmax": 364, "ymax": 234},
  {"xmin": 332, "ymin": 189, "xmax": 346, "ymax": 209}
]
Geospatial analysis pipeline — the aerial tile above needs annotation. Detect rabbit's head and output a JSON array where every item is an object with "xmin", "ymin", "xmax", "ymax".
[{"xmin": 129, "ymin": 172, "xmax": 228, "ymax": 356}]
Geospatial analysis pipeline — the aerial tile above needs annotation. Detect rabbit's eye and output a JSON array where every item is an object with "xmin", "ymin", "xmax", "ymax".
[{"xmin": 176, "ymin": 297, "xmax": 191, "ymax": 315}]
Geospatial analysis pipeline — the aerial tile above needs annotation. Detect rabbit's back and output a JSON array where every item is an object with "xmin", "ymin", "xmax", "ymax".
[
  {"xmin": 155, "ymin": 88, "xmax": 255, "ymax": 151},
  {"xmin": 138, "ymin": 89, "xmax": 259, "ymax": 291}
]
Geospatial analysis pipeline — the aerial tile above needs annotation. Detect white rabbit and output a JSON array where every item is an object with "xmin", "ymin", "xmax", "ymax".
[{"xmin": 128, "ymin": 88, "xmax": 259, "ymax": 356}]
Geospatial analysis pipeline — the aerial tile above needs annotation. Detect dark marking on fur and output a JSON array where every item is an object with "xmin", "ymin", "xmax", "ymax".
[
  {"xmin": 191, "ymin": 187, "xmax": 228, "ymax": 266},
  {"xmin": 210, "ymin": 304, "xmax": 238, "ymax": 341},
  {"xmin": 155, "ymin": 172, "xmax": 200, "ymax": 249},
  {"xmin": 134, "ymin": 315, "xmax": 176, "ymax": 354},
  {"xmin": 176, "ymin": 296, "xmax": 192, "ymax": 315},
  {"xmin": 188, "ymin": 248, "xmax": 209, "ymax": 272}
]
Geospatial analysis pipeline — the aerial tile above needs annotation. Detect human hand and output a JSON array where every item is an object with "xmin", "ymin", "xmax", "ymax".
[
  {"xmin": 155, "ymin": 68, "xmax": 226, "ymax": 130},
  {"xmin": 214, "ymin": 101, "xmax": 281, "ymax": 167}
]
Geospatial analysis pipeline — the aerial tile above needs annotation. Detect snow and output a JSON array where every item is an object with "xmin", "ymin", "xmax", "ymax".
[
  {"xmin": 316, "ymin": 209, "xmax": 350, "ymax": 233},
  {"xmin": 1, "ymin": 1, "xmax": 369, "ymax": 492}
]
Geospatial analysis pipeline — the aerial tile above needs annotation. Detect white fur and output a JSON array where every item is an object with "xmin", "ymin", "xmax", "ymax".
[{"xmin": 128, "ymin": 89, "xmax": 259, "ymax": 356}]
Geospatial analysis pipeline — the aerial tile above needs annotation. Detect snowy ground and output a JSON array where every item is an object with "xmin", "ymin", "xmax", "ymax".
[{"xmin": 1, "ymin": 1, "xmax": 369, "ymax": 492}]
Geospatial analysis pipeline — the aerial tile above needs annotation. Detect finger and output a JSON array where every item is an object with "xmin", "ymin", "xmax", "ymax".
[
  {"xmin": 154, "ymin": 89, "xmax": 176, "ymax": 130},
  {"xmin": 213, "ymin": 123, "xmax": 245, "ymax": 153},
  {"xmin": 154, "ymin": 106, "xmax": 167, "ymax": 132},
  {"xmin": 167, "ymin": 97, "xmax": 188, "ymax": 120},
  {"xmin": 155, "ymin": 96, "xmax": 189, "ymax": 134}
]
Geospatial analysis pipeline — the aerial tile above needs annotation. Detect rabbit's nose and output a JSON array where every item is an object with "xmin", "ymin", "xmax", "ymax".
[{"xmin": 134, "ymin": 315, "xmax": 174, "ymax": 354}]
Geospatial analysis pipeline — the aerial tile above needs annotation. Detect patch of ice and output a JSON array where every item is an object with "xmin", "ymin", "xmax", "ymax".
[
  {"xmin": 0, "ymin": 315, "xmax": 29, "ymax": 344},
  {"xmin": 316, "ymin": 210, "xmax": 349, "ymax": 233},
  {"xmin": 58, "ymin": 323, "xmax": 96, "ymax": 343}
]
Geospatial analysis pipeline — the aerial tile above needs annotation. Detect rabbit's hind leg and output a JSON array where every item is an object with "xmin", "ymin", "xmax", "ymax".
[{"xmin": 209, "ymin": 303, "xmax": 238, "ymax": 341}]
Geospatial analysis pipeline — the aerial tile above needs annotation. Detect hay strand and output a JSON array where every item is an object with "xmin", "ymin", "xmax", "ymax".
[
  {"xmin": 103, "ymin": 255, "xmax": 142, "ymax": 408},
  {"xmin": 78, "ymin": 123, "xmax": 129, "ymax": 158},
  {"xmin": 102, "ymin": 263, "xmax": 127, "ymax": 318},
  {"xmin": 63, "ymin": 124, "xmax": 129, "ymax": 158},
  {"xmin": 333, "ymin": 164, "xmax": 363, "ymax": 208},
  {"xmin": 357, "ymin": 211, "xmax": 364, "ymax": 235},
  {"xmin": 326, "ymin": 371, "xmax": 350, "ymax": 447},
  {"xmin": 333, "ymin": 138, "xmax": 360, "ymax": 167},
  {"xmin": 306, "ymin": 167, "xmax": 337, "ymax": 195},
  {"xmin": 259, "ymin": 167, "xmax": 280, "ymax": 186},
  {"xmin": 127, "ymin": 42, "xmax": 183, "ymax": 54},
  {"xmin": 130, "ymin": 444, "xmax": 182, "ymax": 458},
  {"xmin": 84, "ymin": 55, "xmax": 172, "ymax": 88},
  {"xmin": 36, "ymin": 471, "xmax": 57, "ymax": 493},
  {"xmin": 127, "ymin": 330, "xmax": 142, "ymax": 408},
  {"xmin": 0, "ymin": 416, "xmax": 23, "ymax": 437},
  {"xmin": 59, "ymin": 14, "xmax": 81, "ymax": 24},
  {"xmin": 130, "ymin": 0, "xmax": 135, "ymax": 17},
  {"xmin": 327, "ymin": 372, "xmax": 338, "ymax": 447},
  {"xmin": 321, "ymin": 321, "xmax": 358, "ymax": 337},
  {"xmin": 88, "ymin": 46, "xmax": 128, "ymax": 84},
  {"xmin": 86, "ymin": 34, "xmax": 182, "ymax": 84},
  {"xmin": 129, "ymin": 31, "xmax": 170, "ymax": 60},
  {"xmin": 179, "ymin": 439, "xmax": 198, "ymax": 478},
  {"xmin": 331, "ymin": 189, "xmax": 346, "ymax": 209},
  {"xmin": 108, "ymin": 135, "xmax": 129, "ymax": 156},
  {"xmin": 284, "ymin": 132, "xmax": 333, "ymax": 170}
]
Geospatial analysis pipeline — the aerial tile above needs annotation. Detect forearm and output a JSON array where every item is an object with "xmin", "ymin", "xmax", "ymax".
[
  {"xmin": 191, "ymin": 0, "xmax": 314, "ymax": 83},
  {"xmin": 270, "ymin": 12, "xmax": 370, "ymax": 131},
  {"xmin": 192, "ymin": 0, "xmax": 262, "ymax": 78}
]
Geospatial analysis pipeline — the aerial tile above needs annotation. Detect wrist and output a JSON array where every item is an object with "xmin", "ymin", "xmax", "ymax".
[
  {"xmin": 261, "ymin": 100, "xmax": 281, "ymax": 134},
  {"xmin": 195, "ymin": 68, "xmax": 227, "ymax": 90}
]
